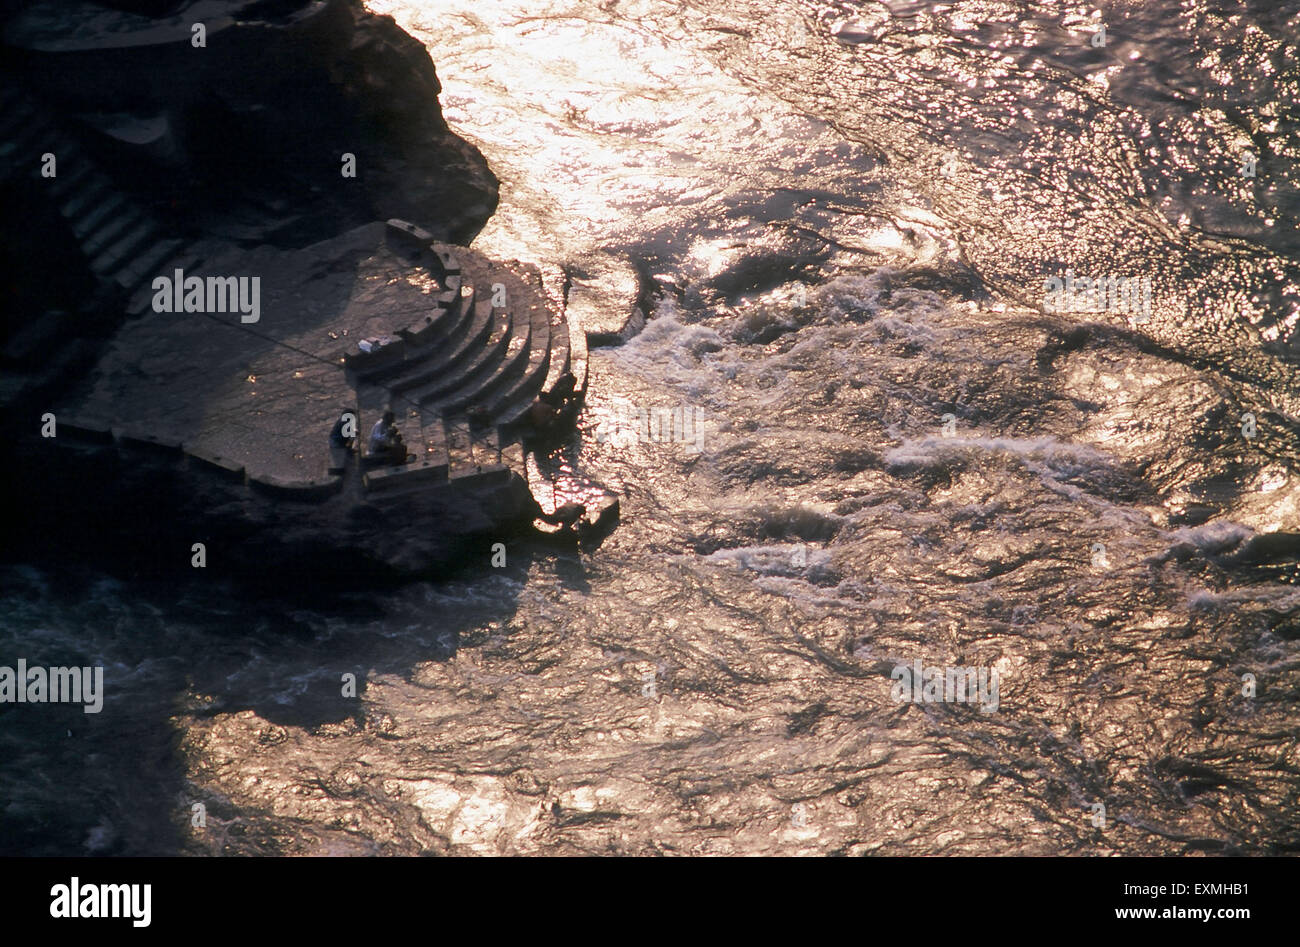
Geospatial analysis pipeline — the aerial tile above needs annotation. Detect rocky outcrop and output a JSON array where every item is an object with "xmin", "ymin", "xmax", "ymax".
[
  {"xmin": 12, "ymin": 413, "xmax": 542, "ymax": 582},
  {"xmin": 0, "ymin": 0, "xmax": 611, "ymax": 578},
  {"xmin": 2, "ymin": 0, "xmax": 498, "ymax": 246},
  {"xmin": 332, "ymin": 2, "xmax": 498, "ymax": 239}
]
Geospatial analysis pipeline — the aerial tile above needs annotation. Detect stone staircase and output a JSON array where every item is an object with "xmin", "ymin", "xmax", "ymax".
[
  {"xmin": 0, "ymin": 82, "xmax": 209, "ymax": 322},
  {"xmin": 0, "ymin": 82, "xmax": 208, "ymax": 412},
  {"xmin": 346, "ymin": 223, "xmax": 586, "ymax": 500}
]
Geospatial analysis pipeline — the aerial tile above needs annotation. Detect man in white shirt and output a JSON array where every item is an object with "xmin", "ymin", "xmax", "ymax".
[{"xmin": 368, "ymin": 410, "xmax": 405, "ymax": 464}]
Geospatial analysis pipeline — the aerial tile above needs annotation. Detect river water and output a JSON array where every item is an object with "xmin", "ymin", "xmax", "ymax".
[{"xmin": 2, "ymin": 0, "xmax": 1298, "ymax": 855}]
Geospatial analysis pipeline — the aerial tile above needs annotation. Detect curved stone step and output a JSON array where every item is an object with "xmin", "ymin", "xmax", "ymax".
[
  {"xmin": 521, "ymin": 301, "xmax": 590, "ymax": 424},
  {"xmin": 414, "ymin": 310, "xmax": 532, "ymax": 414},
  {"xmin": 349, "ymin": 282, "xmax": 474, "ymax": 380},
  {"xmin": 365, "ymin": 291, "xmax": 471, "ymax": 384},
  {"xmin": 387, "ymin": 294, "xmax": 495, "ymax": 394},
  {"xmin": 435, "ymin": 249, "xmax": 460, "ymax": 275},
  {"xmin": 384, "ymin": 218, "xmax": 436, "ymax": 251},
  {"xmin": 421, "ymin": 304, "xmax": 512, "ymax": 399},
  {"xmin": 384, "ymin": 272, "xmax": 458, "ymax": 344},
  {"xmin": 394, "ymin": 302, "xmax": 451, "ymax": 347},
  {"xmin": 541, "ymin": 309, "xmax": 572, "ymax": 393},
  {"xmin": 394, "ymin": 273, "xmax": 460, "ymax": 344},
  {"xmin": 475, "ymin": 299, "xmax": 553, "ymax": 422},
  {"xmin": 483, "ymin": 354, "xmax": 556, "ymax": 427},
  {"xmin": 491, "ymin": 387, "xmax": 546, "ymax": 428},
  {"xmin": 394, "ymin": 286, "xmax": 461, "ymax": 348}
]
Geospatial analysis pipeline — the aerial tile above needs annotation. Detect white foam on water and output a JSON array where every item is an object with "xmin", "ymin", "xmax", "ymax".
[
  {"xmin": 703, "ymin": 543, "xmax": 834, "ymax": 578},
  {"xmin": 886, "ymin": 434, "xmax": 1113, "ymax": 477},
  {"xmin": 1168, "ymin": 520, "xmax": 1254, "ymax": 554}
]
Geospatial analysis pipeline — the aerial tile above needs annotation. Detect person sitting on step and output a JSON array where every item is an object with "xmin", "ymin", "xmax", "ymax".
[
  {"xmin": 525, "ymin": 371, "xmax": 580, "ymax": 440},
  {"xmin": 368, "ymin": 410, "xmax": 408, "ymax": 466},
  {"xmin": 330, "ymin": 410, "xmax": 356, "ymax": 451}
]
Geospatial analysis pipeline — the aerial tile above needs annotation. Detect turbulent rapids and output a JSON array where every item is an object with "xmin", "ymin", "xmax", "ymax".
[{"xmin": 2, "ymin": 0, "xmax": 1298, "ymax": 855}]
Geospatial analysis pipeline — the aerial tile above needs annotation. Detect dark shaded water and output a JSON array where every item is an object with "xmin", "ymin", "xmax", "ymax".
[{"xmin": 3, "ymin": 0, "xmax": 1298, "ymax": 854}]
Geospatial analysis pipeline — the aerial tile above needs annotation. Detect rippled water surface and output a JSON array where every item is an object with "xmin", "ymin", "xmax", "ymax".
[{"xmin": 3, "ymin": 0, "xmax": 1299, "ymax": 855}]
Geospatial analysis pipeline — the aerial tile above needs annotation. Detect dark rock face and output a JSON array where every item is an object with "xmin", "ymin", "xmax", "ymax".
[
  {"xmin": 10, "ymin": 431, "xmax": 540, "ymax": 583},
  {"xmin": 3, "ymin": 0, "xmax": 497, "ymax": 248},
  {"xmin": 334, "ymin": 3, "xmax": 498, "ymax": 241}
]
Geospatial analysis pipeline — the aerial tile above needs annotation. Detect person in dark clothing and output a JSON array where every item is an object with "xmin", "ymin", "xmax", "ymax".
[
  {"xmin": 330, "ymin": 410, "xmax": 356, "ymax": 450},
  {"xmin": 525, "ymin": 372, "xmax": 580, "ymax": 441},
  {"xmin": 543, "ymin": 371, "xmax": 578, "ymax": 407},
  {"xmin": 529, "ymin": 497, "xmax": 586, "ymax": 531},
  {"xmin": 326, "ymin": 410, "xmax": 358, "ymax": 473}
]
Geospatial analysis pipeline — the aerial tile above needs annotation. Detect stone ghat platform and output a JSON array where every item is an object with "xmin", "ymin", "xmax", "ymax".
[{"xmin": 52, "ymin": 218, "xmax": 588, "ymax": 509}]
